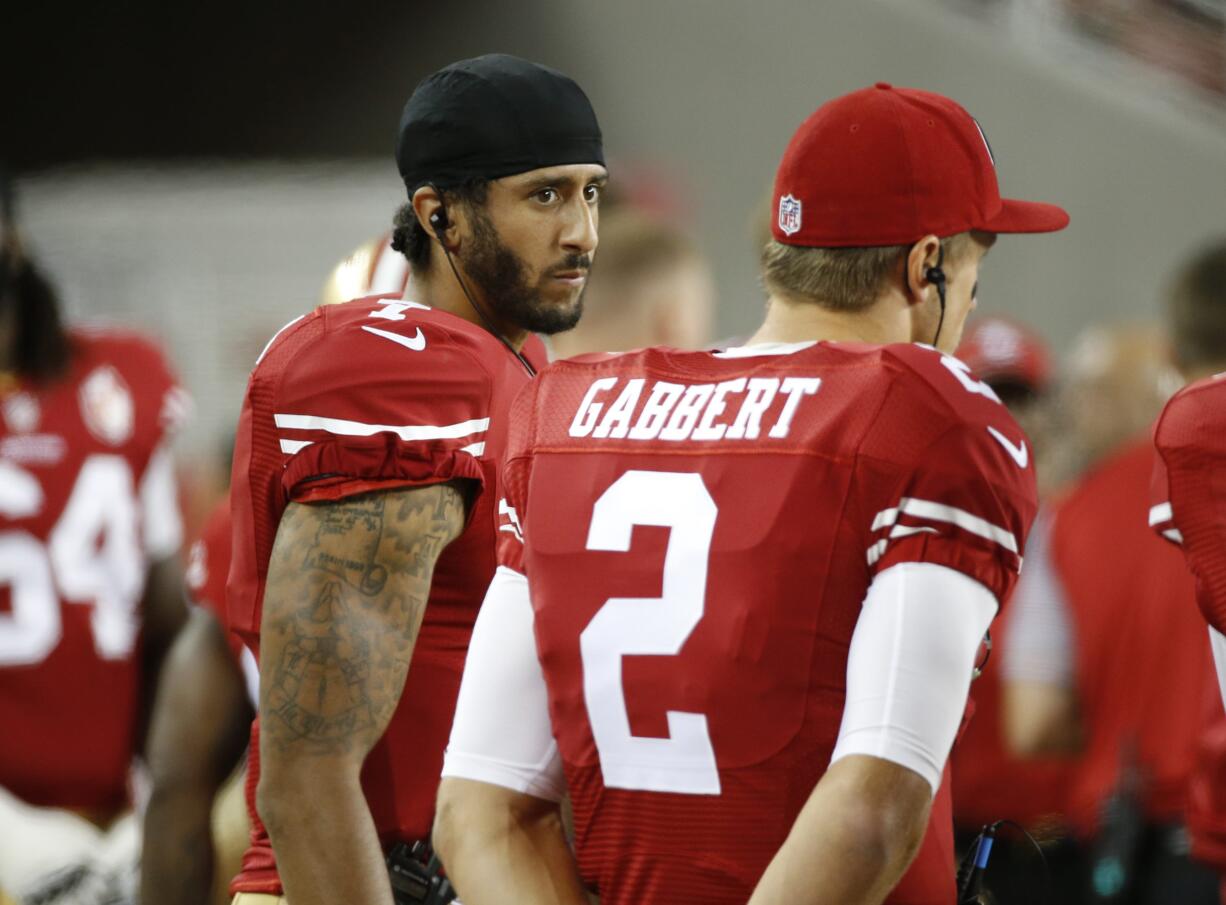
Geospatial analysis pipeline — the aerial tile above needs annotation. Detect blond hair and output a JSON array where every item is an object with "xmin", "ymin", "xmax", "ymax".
[{"xmin": 761, "ymin": 232, "xmax": 978, "ymax": 311}]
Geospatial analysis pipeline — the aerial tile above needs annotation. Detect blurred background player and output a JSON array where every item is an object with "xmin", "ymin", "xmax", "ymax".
[
  {"xmin": 548, "ymin": 207, "xmax": 714, "ymax": 358},
  {"xmin": 435, "ymin": 82, "xmax": 1067, "ymax": 905},
  {"xmin": 948, "ymin": 315, "xmax": 1080, "ymax": 904},
  {"xmin": 317, "ymin": 234, "xmax": 412, "ymax": 308},
  {"xmin": 0, "ymin": 168, "xmax": 188, "ymax": 903},
  {"xmin": 1003, "ymin": 324, "xmax": 1217, "ymax": 903},
  {"xmin": 142, "ymin": 438, "xmax": 255, "ymax": 905},
  {"xmin": 1150, "ymin": 239, "xmax": 1226, "ymax": 900},
  {"xmin": 225, "ymin": 54, "xmax": 605, "ymax": 905}
]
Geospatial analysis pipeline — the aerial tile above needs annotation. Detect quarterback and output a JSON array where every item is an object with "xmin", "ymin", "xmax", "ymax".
[{"xmin": 435, "ymin": 84, "xmax": 1068, "ymax": 905}]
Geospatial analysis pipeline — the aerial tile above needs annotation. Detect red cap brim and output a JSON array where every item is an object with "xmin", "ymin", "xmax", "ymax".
[{"xmin": 981, "ymin": 198, "xmax": 1070, "ymax": 234}]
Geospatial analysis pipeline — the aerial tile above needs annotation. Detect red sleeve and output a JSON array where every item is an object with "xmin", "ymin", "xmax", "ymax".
[
  {"xmin": 272, "ymin": 318, "xmax": 491, "ymax": 504},
  {"xmin": 494, "ymin": 379, "xmax": 541, "ymax": 575},
  {"xmin": 859, "ymin": 345, "xmax": 1040, "ymax": 605},
  {"xmin": 1154, "ymin": 379, "xmax": 1226, "ymax": 634},
  {"xmin": 184, "ymin": 498, "xmax": 245, "ymax": 661}
]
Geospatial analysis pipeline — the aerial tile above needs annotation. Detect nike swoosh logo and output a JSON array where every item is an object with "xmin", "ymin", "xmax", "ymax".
[
  {"xmin": 362, "ymin": 324, "xmax": 425, "ymax": 351},
  {"xmin": 987, "ymin": 425, "xmax": 1029, "ymax": 468}
]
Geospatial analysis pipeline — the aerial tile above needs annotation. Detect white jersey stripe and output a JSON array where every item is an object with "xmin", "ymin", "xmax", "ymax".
[
  {"xmin": 866, "ymin": 539, "xmax": 889, "ymax": 566},
  {"xmin": 255, "ymin": 315, "xmax": 305, "ymax": 366},
  {"xmin": 460, "ymin": 442, "xmax": 486, "ymax": 457},
  {"xmin": 279, "ymin": 439, "xmax": 314, "ymax": 455},
  {"xmin": 1149, "ymin": 502, "xmax": 1174, "ymax": 527},
  {"xmin": 889, "ymin": 525, "xmax": 940, "ymax": 540},
  {"xmin": 869, "ymin": 497, "xmax": 1018, "ymax": 554},
  {"xmin": 274, "ymin": 413, "xmax": 489, "ymax": 442},
  {"xmin": 1164, "ymin": 528, "xmax": 1184, "ymax": 545}
]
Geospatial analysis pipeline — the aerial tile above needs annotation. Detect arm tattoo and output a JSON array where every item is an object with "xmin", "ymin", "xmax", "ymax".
[{"xmin": 261, "ymin": 483, "xmax": 466, "ymax": 755}]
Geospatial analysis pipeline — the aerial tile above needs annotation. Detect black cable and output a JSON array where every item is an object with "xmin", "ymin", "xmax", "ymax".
[
  {"xmin": 438, "ymin": 243, "xmax": 537, "ymax": 377},
  {"xmin": 957, "ymin": 818, "xmax": 1054, "ymax": 905},
  {"xmin": 429, "ymin": 188, "xmax": 536, "ymax": 378},
  {"xmin": 929, "ymin": 244, "xmax": 947, "ymax": 348}
]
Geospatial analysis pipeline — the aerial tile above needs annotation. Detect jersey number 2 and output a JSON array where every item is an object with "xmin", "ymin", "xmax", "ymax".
[{"xmin": 580, "ymin": 470, "xmax": 722, "ymax": 795}]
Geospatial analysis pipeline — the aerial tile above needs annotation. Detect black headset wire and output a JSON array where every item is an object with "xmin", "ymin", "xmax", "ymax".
[
  {"xmin": 429, "ymin": 188, "xmax": 537, "ymax": 378},
  {"xmin": 956, "ymin": 818, "xmax": 1053, "ymax": 905},
  {"xmin": 927, "ymin": 243, "xmax": 948, "ymax": 348}
]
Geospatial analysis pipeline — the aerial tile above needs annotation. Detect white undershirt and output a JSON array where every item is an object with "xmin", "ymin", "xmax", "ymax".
[{"xmin": 443, "ymin": 562, "xmax": 997, "ymax": 799}]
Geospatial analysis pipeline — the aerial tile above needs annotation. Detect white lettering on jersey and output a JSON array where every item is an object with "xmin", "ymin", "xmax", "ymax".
[
  {"xmin": 660, "ymin": 384, "xmax": 716, "ymax": 441},
  {"xmin": 568, "ymin": 376, "xmax": 822, "ymax": 443},
  {"xmin": 369, "ymin": 300, "xmax": 430, "ymax": 321},
  {"xmin": 692, "ymin": 378, "xmax": 747, "ymax": 441},
  {"xmin": 769, "ymin": 378, "xmax": 822, "ymax": 438},
  {"xmin": 0, "ymin": 456, "xmax": 144, "ymax": 665},
  {"xmin": 594, "ymin": 379, "xmax": 645, "ymax": 439},
  {"xmin": 726, "ymin": 378, "xmax": 780, "ymax": 440},
  {"xmin": 627, "ymin": 382, "xmax": 685, "ymax": 441},
  {"xmin": 569, "ymin": 377, "xmax": 619, "ymax": 438},
  {"xmin": 940, "ymin": 355, "xmax": 1002, "ymax": 404}
]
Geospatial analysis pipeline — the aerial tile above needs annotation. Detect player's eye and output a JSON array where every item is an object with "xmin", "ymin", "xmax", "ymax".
[
  {"xmin": 534, "ymin": 187, "xmax": 560, "ymax": 204},
  {"xmin": 583, "ymin": 183, "xmax": 602, "ymax": 204}
]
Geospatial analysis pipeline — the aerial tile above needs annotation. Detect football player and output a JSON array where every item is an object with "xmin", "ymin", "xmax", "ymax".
[
  {"xmin": 225, "ymin": 55, "xmax": 605, "ymax": 905},
  {"xmin": 435, "ymin": 83, "xmax": 1067, "ymax": 905},
  {"xmin": 0, "ymin": 167, "xmax": 189, "ymax": 903},
  {"xmin": 1150, "ymin": 240, "xmax": 1226, "ymax": 899},
  {"xmin": 548, "ymin": 207, "xmax": 714, "ymax": 358},
  {"xmin": 142, "ymin": 477, "xmax": 257, "ymax": 905},
  {"xmin": 141, "ymin": 229, "xmax": 443, "ymax": 905},
  {"xmin": 1151, "ymin": 240, "xmax": 1226, "ymax": 703}
]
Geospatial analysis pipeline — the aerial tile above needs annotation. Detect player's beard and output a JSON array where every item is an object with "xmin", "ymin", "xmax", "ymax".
[{"xmin": 462, "ymin": 209, "xmax": 587, "ymax": 336}]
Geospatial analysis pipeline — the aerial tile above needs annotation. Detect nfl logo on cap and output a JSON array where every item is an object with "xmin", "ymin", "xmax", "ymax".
[{"xmin": 778, "ymin": 194, "xmax": 802, "ymax": 236}]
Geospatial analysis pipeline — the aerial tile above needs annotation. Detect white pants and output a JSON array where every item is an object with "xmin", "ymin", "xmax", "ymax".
[{"xmin": 0, "ymin": 786, "xmax": 138, "ymax": 905}]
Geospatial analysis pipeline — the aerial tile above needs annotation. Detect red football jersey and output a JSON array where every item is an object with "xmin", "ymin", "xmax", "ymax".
[
  {"xmin": 1151, "ymin": 375, "xmax": 1226, "ymax": 876},
  {"xmin": 1051, "ymin": 439, "xmax": 1212, "ymax": 836},
  {"xmin": 496, "ymin": 341, "xmax": 1038, "ymax": 905},
  {"xmin": 1152, "ymin": 374, "xmax": 1226, "ymax": 634},
  {"xmin": 0, "ymin": 329, "xmax": 185, "ymax": 812},
  {"xmin": 185, "ymin": 497, "xmax": 242, "ymax": 660},
  {"xmin": 227, "ymin": 295, "xmax": 545, "ymax": 894}
]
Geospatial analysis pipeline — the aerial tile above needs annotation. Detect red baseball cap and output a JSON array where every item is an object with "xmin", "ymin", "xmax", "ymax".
[
  {"xmin": 772, "ymin": 83, "xmax": 1069, "ymax": 248},
  {"xmin": 957, "ymin": 316, "xmax": 1053, "ymax": 393}
]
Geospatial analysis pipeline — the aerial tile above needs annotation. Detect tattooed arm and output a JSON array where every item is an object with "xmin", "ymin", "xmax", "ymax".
[{"xmin": 256, "ymin": 484, "xmax": 466, "ymax": 905}]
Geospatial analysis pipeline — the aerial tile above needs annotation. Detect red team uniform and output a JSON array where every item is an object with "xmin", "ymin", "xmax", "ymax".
[
  {"xmin": 1152, "ymin": 374, "xmax": 1226, "ymax": 634},
  {"xmin": 1046, "ymin": 439, "xmax": 1212, "ymax": 838},
  {"xmin": 184, "ymin": 497, "xmax": 258, "ymax": 695},
  {"xmin": 0, "ymin": 329, "xmax": 184, "ymax": 813},
  {"xmin": 226, "ymin": 295, "xmax": 546, "ymax": 894},
  {"xmin": 493, "ymin": 340, "xmax": 1038, "ymax": 904},
  {"xmin": 1152, "ymin": 374, "xmax": 1226, "ymax": 882}
]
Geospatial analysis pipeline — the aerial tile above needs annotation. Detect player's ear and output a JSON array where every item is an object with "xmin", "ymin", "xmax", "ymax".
[
  {"xmin": 410, "ymin": 186, "xmax": 458, "ymax": 252},
  {"xmin": 903, "ymin": 235, "xmax": 942, "ymax": 307}
]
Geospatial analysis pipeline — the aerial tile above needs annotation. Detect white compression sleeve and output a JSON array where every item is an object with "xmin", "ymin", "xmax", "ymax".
[
  {"xmin": 1001, "ymin": 511, "xmax": 1075, "ymax": 687},
  {"xmin": 442, "ymin": 566, "xmax": 565, "ymax": 801},
  {"xmin": 830, "ymin": 562, "xmax": 998, "ymax": 795},
  {"xmin": 1210, "ymin": 626, "xmax": 1226, "ymax": 712}
]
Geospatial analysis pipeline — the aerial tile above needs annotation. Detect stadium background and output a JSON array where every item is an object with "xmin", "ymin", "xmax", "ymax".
[{"xmin": 6, "ymin": 0, "xmax": 1226, "ymax": 463}]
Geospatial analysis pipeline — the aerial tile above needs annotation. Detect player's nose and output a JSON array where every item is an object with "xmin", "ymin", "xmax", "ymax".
[{"xmin": 560, "ymin": 197, "xmax": 598, "ymax": 256}]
